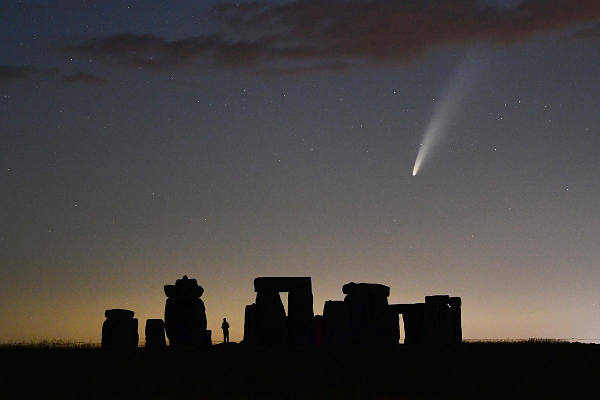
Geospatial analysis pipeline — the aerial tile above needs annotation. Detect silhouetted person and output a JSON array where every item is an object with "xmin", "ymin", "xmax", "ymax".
[{"xmin": 222, "ymin": 318, "xmax": 230, "ymax": 343}]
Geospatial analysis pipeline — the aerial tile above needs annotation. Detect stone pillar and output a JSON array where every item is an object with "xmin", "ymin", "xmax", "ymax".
[
  {"xmin": 145, "ymin": 319, "xmax": 166, "ymax": 348},
  {"xmin": 401, "ymin": 303, "xmax": 427, "ymax": 345},
  {"xmin": 322, "ymin": 300, "xmax": 351, "ymax": 346},
  {"xmin": 314, "ymin": 315, "xmax": 323, "ymax": 346},
  {"xmin": 449, "ymin": 297, "xmax": 462, "ymax": 343},
  {"xmin": 164, "ymin": 275, "xmax": 208, "ymax": 347},
  {"xmin": 288, "ymin": 290, "xmax": 315, "ymax": 345},
  {"xmin": 244, "ymin": 277, "xmax": 314, "ymax": 346},
  {"xmin": 425, "ymin": 295, "xmax": 450, "ymax": 343},
  {"xmin": 389, "ymin": 310, "xmax": 400, "ymax": 345},
  {"xmin": 243, "ymin": 304, "xmax": 259, "ymax": 345},
  {"xmin": 342, "ymin": 282, "xmax": 392, "ymax": 346},
  {"xmin": 344, "ymin": 293, "xmax": 371, "ymax": 345},
  {"xmin": 102, "ymin": 309, "xmax": 138, "ymax": 349},
  {"xmin": 370, "ymin": 294, "xmax": 396, "ymax": 346},
  {"xmin": 255, "ymin": 291, "xmax": 289, "ymax": 345}
]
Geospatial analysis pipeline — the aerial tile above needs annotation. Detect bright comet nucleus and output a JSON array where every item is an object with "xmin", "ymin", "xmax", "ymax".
[{"xmin": 412, "ymin": 51, "xmax": 482, "ymax": 176}]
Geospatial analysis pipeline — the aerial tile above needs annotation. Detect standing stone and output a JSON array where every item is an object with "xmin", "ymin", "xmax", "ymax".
[
  {"xmin": 243, "ymin": 304, "xmax": 259, "ymax": 344},
  {"xmin": 344, "ymin": 293, "xmax": 372, "ymax": 346},
  {"xmin": 322, "ymin": 300, "xmax": 351, "ymax": 346},
  {"xmin": 389, "ymin": 311, "xmax": 400, "ymax": 344},
  {"xmin": 102, "ymin": 309, "xmax": 138, "ymax": 349},
  {"xmin": 145, "ymin": 319, "xmax": 166, "ymax": 348},
  {"xmin": 255, "ymin": 291, "xmax": 289, "ymax": 345},
  {"xmin": 400, "ymin": 303, "xmax": 427, "ymax": 345},
  {"xmin": 164, "ymin": 275, "xmax": 209, "ymax": 347},
  {"xmin": 314, "ymin": 315, "xmax": 323, "ymax": 346},
  {"xmin": 370, "ymin": 295, "xmax": 394, "ymax": 345},
  {"xmin": 244, "ymin": 277, "xmax": 315, "ymax": 346},
  {"xmin": 449, "ymin": 297, "xmax": 462, "ymax": 343},
  {"xmin": 425, "ymin": 295, "xmax": 449, "ymax": 343},
  {"xmin": 288, "ymin": 290, "xmax": 315, "ymax": 345}
]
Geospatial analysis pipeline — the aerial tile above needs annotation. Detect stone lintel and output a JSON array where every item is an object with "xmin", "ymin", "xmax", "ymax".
[{"xmin": 254, "ymin": 277, "xmax": 312, "ymax": 292}]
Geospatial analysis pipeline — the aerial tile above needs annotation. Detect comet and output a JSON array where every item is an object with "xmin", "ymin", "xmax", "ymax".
[{"xmin": 412, "ymin": 52, "xmax": 482, "ymax": 176}]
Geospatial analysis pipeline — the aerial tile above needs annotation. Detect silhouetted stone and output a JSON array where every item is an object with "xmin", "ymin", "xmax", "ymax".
[
  {"xmin": 342, "ymin": 282, "xmax": 390, "ymax": 297},
  {"xmin": 255, "ymin": 291, "xmax": 289, "ymax": 345},
  {"xmin": 102, "ymin": 309, "xmax": 138, "ymax": 349},
  {"xmin": 105, "ymin": 309, "xmax": 135, "ymax": 320},
  {"xmin": 254, "ymin": 277, "xmax": 312, "ymax": 292},
  {"xmin": 244, "ymin": 277, "xmax": 315, "ymax": 346},
  {"xmin": 370, "ymin": 295, "xmax": 399, "ymax": 346},
  {"xmin": 449, "ymin": 297, "xmax": 462, "ymax": 343},
  {"xmin": 394, "ymin": 295, "xmax": 462, "ymax": 345},
  {"xmin": 145, "ymin": 319, "xmax": 166, "ymax": 348},
  {"xmin": 389, "ymin": 311, "xmax": 400, "ymax": 344},
  {"xmin": 201, "ymin": 330, "xmax": 212, "ymax": 347},
  {"xmin": 314, "ymin": 315, "xmax": 323, "ymax": 346},
  {"xmin": 344, "ymin": 293, "xmax": 372, "ymax": 345},
  {"xmin": 243, "ymin": 304, "xmax": 259, "ymax": 344},
  {"xmin": 425, "ymin": 295, "xmax": 453, "ymax": 343},
  {"xmin": 164, "ymin": 275, "xmax": 209, "ymax": 347},
  {"xmin": 400, "ymin": 303, "xmax": 427, "ymax": 345},
  {"xmin": 164, "ymin": 275, "xmax": 204, "ymax": 299},
  {"xmin": 322, "ymin": 300, "xmax": 351, "ymax": 346},
  {"xmin": 288, "ymin": 290, "xmax": 315, "ymax": 345},
  {"xmin": 425, "ymin": 295, "xmax": 450, "ymax": 305}
]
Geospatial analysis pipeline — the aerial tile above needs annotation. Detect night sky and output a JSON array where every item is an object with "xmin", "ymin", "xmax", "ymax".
[{"xmin": 1, "ymin": 0, "xmax": 599, "ymax": 344}]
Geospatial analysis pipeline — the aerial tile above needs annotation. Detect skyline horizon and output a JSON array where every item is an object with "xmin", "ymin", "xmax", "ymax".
[{"xmin": 1, "ymin": 0, "xmax": 599, "ymax": 345}]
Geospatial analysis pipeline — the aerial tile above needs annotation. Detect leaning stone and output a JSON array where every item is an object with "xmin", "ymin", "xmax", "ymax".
[
  {"xmin": 254, "ymin": 277, "xmax": 312, "ymax": 292},
  {"xmin": 342, "ymin": 282, "xmax": 390, "ymax": 297}
]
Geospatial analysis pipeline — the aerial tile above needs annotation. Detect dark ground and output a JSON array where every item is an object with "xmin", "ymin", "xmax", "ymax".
[{"xmin": 1, "ymin": 342, "xmax": 598, "ymax": 399}]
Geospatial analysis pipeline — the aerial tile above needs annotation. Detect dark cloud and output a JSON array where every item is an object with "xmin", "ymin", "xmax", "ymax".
[
  {"xmin": 0, "ymin": 65, "xmax": 33, "ymax": 81},
  {"xmin": 61, "ymin": 33, "xmax": 228, "ymax": 70},
  {"xmin": 63, "ymin": 72, "xmax": 109, "ymax": 85},
  {"xmin": 573, "ymin": 23, "xmax": 600, "ymax": 39},
  {"xmin": 60, "ymin": 0, "xmax": 600, "ymax": 73}
]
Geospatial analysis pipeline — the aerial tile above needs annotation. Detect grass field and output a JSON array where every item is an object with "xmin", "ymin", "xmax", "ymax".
[{"xmin": 1, "ymin": 341, "xmax": 597, "ymax": 399}]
